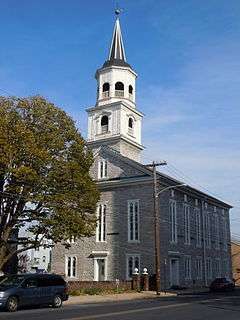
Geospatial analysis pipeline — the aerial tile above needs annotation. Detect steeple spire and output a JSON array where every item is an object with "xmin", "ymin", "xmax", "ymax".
[
  {"xmin": 102, "ymin": 13, "xmax": 132, "ymax": 69},
  {"xmin": 108, "ymin": 17, "xmax": 126, "ymax": 61}
]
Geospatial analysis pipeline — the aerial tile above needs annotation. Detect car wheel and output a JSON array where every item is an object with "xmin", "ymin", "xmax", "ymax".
[
  {"xmin": 6, "ymin": 296, "xmax": 18, "ymax": 312},
  {"xmin": 52, "ymin": 295, "xmax": 62, "ymax": 308}
]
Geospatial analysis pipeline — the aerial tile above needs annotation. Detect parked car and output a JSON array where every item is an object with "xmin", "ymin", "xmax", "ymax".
[
  {"xmin": 0, "ymin": 273, "xmax": 68, "ymax": 312},
  {"xmin": 209, "ymin": 277, "xmax": 235, "ymax": 292}
]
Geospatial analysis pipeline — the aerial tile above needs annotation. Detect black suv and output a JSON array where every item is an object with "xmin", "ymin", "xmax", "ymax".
[{"xmin": 0, "ymin": 273, "xmax": 68, "ymax": 312}]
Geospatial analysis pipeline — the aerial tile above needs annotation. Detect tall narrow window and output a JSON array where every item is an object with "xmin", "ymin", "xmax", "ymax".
[
  {"xmin": 206, "ymin": 258, "xmax": 212, "ymax": 279},
  {"xmin": 214, "ymin": 214, "xmax": 220, "ymax": 250},
  {"xmin": 66, "ymin": 256, "xmax": 77, "ymax": 278},
  {"xmin": 184, "ymin": 204, "xmax": 190, "ymax": 245},
  {"xmin": 128, "ymin": 200, "xmax": 140, "ymax": 242},
  {"xmin": 184, "ymin": 256, "xmax": 191, "ymax": 280},
  {"xmin": 96, "ymin": 204, "xmax": 107, "ymax": 242},
  {"xmin": 169, "ymin": 200, "xmax": 177, "ymax": 243},
  {"xmin": 195, "ymin": 208, "xmax": 201, "ymax": 247},
  {"xmin": 196, "ymin": 257, "xmax": 203, "ymax": 280},
  {"xmin": 205, "ymin": 213, "xmax": 211, "ymax": 248},
  {"xmin": 98, "ymin": 160, "xmax": 107, "ymax": 179},
  {"xmin": 101, "ymin": 115, "xmax": 109, "ymax": 134},
  {"xmin": 214, "ymin": 258, "xmax": 221, "ymax": 278},
  {"xmin": 128, "ymin": 117, "xmax": 134, "ymax": 135},
  {"xmin": 222, "ymin": 215, "xmax": 228, "ymax": 251},
  {"xmin": 102, "ymin": 82, "xmax": 110, "ymax": 98},
  {"xmin": 128, "ymin": 85, "xmax": 133, "ymax": 99},
  {"xmin": 115, "ymin": 82, "xmax": 124, "ymax": 97},
  {"xmin": 126, "ymin": 255, "xmax": 140, "ymax": 279}
]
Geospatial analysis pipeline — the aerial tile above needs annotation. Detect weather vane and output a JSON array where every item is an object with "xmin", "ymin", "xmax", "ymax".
[{"xmin": 115, "ymin": 2, "xmax": 123, "ymax": 16}]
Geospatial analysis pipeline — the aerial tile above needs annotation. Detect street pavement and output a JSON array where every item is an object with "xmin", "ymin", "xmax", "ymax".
[{"xmin": 1, "ymin": 292, "xmax": 240, "ymax": 320}]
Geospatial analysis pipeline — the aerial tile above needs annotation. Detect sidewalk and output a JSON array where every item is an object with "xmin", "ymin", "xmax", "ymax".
[{"xmin": 65, "ymin": 291, "xmax": 177, "ymax": 306}]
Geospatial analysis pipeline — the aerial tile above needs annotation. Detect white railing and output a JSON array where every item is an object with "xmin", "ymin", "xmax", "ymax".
[
  {"xmin": 101, "ymin": 125, "xmax": 108, "ymax": 134},
  {"xmin": 128, "ymin": 127, "xmax": 134, "ymax": 136},
  {"xmin": 129, "ymin": 93, "xmax": 133, "ymax": 100},
  {"xmin": 102, "ymin": 91, "xmax": 109, "ymax": 99},
  {"xmin": 115, "ymin": 90, "xmax": 124, "ymax": 97}
]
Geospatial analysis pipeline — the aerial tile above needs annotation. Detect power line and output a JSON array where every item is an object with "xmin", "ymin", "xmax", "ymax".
[{"xmin": 161, "ymin": 163, "xmax": 240, "ymax": 209}]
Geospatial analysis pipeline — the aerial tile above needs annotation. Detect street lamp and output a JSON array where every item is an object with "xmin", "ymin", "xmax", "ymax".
[
  {"xmin": 157, "ymin": 184, "xmax": 187, "ymax": 197},
  {"xmin": 145, "ymin": 162, "xmax": 187, "ymax": 295}
]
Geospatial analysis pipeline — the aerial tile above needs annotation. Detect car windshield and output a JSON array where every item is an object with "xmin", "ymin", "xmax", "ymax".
[{"xmin": 0, "ymin": 275, "xmax": 25, "ymax": 287}]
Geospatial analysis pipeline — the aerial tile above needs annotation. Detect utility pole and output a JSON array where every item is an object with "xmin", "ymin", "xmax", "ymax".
[{"xmin": 145, "ymin": 161, "xmax": 167, "ymax": 295}]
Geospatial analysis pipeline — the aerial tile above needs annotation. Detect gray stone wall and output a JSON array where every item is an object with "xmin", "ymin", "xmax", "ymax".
[
  {"xmin": 51, "ymin": 152, "xmax": 232, "ymax": 289},
  {"xmin": 90, "ymin": 149, "xmax": 145, "ymax": 181}
]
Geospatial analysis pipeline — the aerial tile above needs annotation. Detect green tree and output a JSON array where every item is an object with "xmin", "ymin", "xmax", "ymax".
[{"xmin": 0, "ymin": 96, "xmax": 99, "ymax": 271}]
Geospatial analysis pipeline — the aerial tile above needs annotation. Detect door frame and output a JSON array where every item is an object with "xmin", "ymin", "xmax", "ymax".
[
  {"xmin": 93, "ymin": 257, "xmax": 108, "ymax": 281},
  {"xmin": 169, "ymin": 258, "xmax": 179, "ymax": 287}
]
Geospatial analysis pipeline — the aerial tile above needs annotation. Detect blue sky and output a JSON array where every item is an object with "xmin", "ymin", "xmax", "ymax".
[{"xmin": 0, "ymin": 0, "xmax": 240, "ymax": 236}]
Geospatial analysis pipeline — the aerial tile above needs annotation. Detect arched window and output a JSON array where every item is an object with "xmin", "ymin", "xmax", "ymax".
[
  {"xmin": 115, "ymin": 82, "xmax": 124, "ymax": 97},
  {"xmin": 101, "ymin": 115, "xmax": 109, "ymax": 134},
  {"xmin": 128, "ymin": 85, "xmax": 133, "ymax": 100},
  {"xmin": 128, "ymin": 117, "xmax": 134, "ymax": 135},
  {"xmin": 102, "ymin": 83, "xmax": 110, "ymax": 98},
  {"xmin": 103, "ymin": 83, "xmax": 110, "ymax": 92},
  {"xmin": 128, "ymin": 117, "xmax": 133, "ymax": 128}
]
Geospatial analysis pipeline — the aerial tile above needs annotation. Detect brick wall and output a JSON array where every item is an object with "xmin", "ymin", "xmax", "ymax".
[
  {"xmin": 231, "ymin": 241, "xmax": 240, "ymax": 284},
  {"xmin": 68, "ymin": 280, "xmax": 132, "ymax": 291}
]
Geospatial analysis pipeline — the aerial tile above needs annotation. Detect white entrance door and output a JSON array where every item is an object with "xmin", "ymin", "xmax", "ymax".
[
  {"xmin": 170, "ymin": 258, "xmax": 179, "ymax": 287},
  {"xmin": 94, "ymin": 258, "xmax": 107, "ymax": 281},
  {"xmin": 98, "ymin": 259, "xmax": 105, "ymax": 281}
]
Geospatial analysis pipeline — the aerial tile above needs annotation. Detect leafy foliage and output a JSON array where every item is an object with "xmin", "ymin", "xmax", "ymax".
[{"xmin": 0, "ymin": 96, "xmax": 99, "ymax": 270}]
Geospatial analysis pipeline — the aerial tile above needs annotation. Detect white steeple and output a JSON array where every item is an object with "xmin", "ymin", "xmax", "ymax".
[{"xmin": 86, "ymin": 14, "xmax": 144, "ymax": 162}]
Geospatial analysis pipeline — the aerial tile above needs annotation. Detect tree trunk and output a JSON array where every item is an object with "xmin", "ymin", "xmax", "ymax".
[{"xmin": 0, "ymin": 245, "xmax": 9, "ymax": 271}]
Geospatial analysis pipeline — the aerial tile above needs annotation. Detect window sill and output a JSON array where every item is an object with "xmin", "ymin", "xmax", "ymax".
[{"xmin": 128, "ymin": 240, "xmax": 140, "ymax": 244}]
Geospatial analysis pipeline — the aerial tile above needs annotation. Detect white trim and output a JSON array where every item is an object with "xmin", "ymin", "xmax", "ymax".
[
  {"xmin": 184, "ymin": 204, "xmax": 191, "ymax": 245},
  {"xmin": 195, "ymin": 207, "xmax": 202, "ymax": 248},
  {"xmin": 169, "ymin": 258, "xmax": 179, "ymax": 286},
  {"xmin": 127, "ymin": 199, "xmax": 140, "ymax": 243},
  {"xmin": 98, "ymin": 159, "xmax": 107, "ymax": 179},
  {"xmin": 214, "ymin": 214, "xmax": 220, "ymax": 250},
  {"xmin": 205, "ymin": 212, "xmax": 211, "ymax": 249},
  {"xmin": 126, "ymin": 254, "xmax": 140, "ymax": 280},
  {"xmin": 91, "ymin": 251, "xmax": 109, "ymax": 257},
  {"xmin": 169, "ymin": 200, "xmax": 177, "ymax": 243},
  {"xmin": 93, "ymin": 256, "xmax": 108, "ymax": 281},
  {"xmin": 96, "ymin": 204, "xmax": 107, "ymax": 242},
  {"xmin": 222, "ymin": 215, "xmax": 228, "ymax": 251},
  {"xmin": 206, "ymin": 257, "xmax": 212, "ymax": 280},
  {"xmin": 65, "ymin": 255, "xmax": 77, "ymax": 279},
  {"xmin": 196, "ymin": 256, "xmax": 203, "ymax": 280},
  {"xmin": 184, "ymin": 255, "xmax": 192, "ymax": 280}
]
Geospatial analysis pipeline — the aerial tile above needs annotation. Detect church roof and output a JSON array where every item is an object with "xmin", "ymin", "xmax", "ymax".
[
  {"xmin": 93, "ymin": 145, "xmax": 232, "ymax": 209},
  {"xmin": 102, "ymin": 18, "xmax": 132, "ymax": 69}
]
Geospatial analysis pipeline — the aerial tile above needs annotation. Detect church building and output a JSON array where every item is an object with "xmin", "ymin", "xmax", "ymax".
[{"xmin": 52, "ymin": 15, "xmax": 232, "ymax": 288}]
